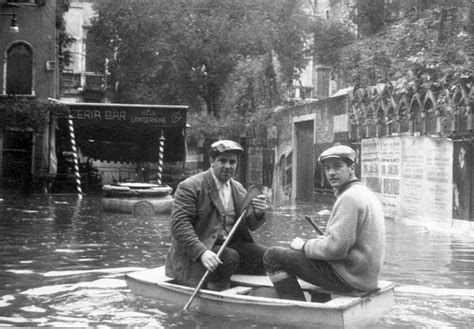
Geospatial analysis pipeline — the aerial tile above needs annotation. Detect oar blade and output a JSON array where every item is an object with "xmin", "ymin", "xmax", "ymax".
[{"xmin": 241, "ymin": 185, "xmax": 264, "ymax": 216}]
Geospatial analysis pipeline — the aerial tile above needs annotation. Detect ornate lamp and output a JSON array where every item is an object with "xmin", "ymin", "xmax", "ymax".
[{"xmin": 1, "ymin": 13, "xmax": 19, "ymax": 33}]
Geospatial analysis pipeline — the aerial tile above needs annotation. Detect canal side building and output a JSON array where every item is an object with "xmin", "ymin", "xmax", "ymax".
[
  {"xmin": 0, "ymin": 0, "xmax": 188, "ymax": 194},
  {"xmin": 261, "ymin": 75, "xmax": 474, "ymax": 234},
  {"xmin": 0, "ymin": 0, "xmax": 70, "ymax": 193},
  {"xmin": 60, "ymin": 0, "xmax": 103, "ymax": 103}
]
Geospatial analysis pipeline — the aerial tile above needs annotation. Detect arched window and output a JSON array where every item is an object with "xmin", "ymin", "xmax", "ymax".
[{"xmin": 6, "ymin": 42, "xmax": 33, "ymax": 95}]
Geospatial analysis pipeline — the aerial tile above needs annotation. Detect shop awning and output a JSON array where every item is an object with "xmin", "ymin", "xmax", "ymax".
[{"xmin": 52, "ymin": 100, "xmax": 188, "ymax": 163}]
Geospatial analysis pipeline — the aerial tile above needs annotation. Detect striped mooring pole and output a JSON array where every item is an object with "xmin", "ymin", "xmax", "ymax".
[
  {"xmin": 157, "ymin": 130, "xmax": 165, "ymax": 185},
  {"xmin": 197, "ymin": 138, "xmax": 204, "ymax": 170},
  {"xmin": 68, "ymin": 116, "xmax": 83, "ymax": 196}
]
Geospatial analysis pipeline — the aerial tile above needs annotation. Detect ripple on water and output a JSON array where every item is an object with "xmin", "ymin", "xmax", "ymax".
[
  {"xmin": 396, "ymin": 285, "xmax": 474, "ymax": 298},
  {"xmin": 42, "ymin": 267, "xmax": 144, "ymax": 277},
  {"xmin": 379, "ymin": 294, "xmax": 474, "ymax": 328},
  {"xmin": 0, "ymin": 315, "xmax": 29, "ymax": 325},
  {"xmin": 20, "ymin": 278, "xmax": 127, "ymax": 297},
  {"xmin": 0, "ymin": 295, "xmax": 15, "ymax": 307},
  {"xmin": 20, "ymin": 305, "xmax": 46, "ymax": 313}
]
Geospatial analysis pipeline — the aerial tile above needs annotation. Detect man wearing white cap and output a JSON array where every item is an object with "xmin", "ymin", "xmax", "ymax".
[
  {"xmin": 166, "ymin": 140, "xmax": 268, "ymax": 290},
  {"xmin": 263, "ymin": 144, "xmax": 385, "ymax": 301}
]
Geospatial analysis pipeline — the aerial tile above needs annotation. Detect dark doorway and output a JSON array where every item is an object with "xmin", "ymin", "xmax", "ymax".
[
  {"xmin": 2, "ymin": 129, "xmax": 33, "ymax": 191},
  {"xmin": 295, "ymin": 120, "xmax": 314, "ymax": 202},
  {"xmin": 453, "ymin": 141, "xmax": 474, "ymax": 221}
]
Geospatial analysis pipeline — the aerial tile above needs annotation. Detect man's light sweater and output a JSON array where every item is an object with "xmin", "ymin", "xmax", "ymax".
[{"xmin": 303, "ymin": 181, "xmax": 386, "ymax": 291}]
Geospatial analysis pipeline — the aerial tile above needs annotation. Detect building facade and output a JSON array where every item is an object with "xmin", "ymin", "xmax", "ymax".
[
  {"xmin": 61, "ymin": 0, "xmax": 104, "ymax": 103},
  {"xmin": 263, "ymin": 75, "xmax": 473, "ymax": 235},
  {"xmin": 0, "ymin": 0, "xmax": 62, "ymax": 192}
]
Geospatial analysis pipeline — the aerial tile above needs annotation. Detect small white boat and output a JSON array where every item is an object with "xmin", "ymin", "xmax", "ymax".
[
  {"xmin": 125, "ymin": 266, "xmax": 395, "ymax": 328},
  {"xmin": 101, "ymin": 183, "xmax": 173, "ymax": 216}
]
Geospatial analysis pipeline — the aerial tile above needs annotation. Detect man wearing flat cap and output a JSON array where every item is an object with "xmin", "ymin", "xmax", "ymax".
[
  {"xmin": 166, "ymin": 140, "xmax": 268, "ymax": 290},
  {"xmin": 263, "ymin": 144, "xmax": 385, "ymax": 301}
]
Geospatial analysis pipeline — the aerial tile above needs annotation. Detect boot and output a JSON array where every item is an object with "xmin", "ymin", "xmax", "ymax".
[{"xmin": 267, "ymin": 271, "xmax": 306, "ymax": 301}]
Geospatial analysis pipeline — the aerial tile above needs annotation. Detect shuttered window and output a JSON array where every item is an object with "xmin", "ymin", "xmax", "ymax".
[{"xmin": 6, "ymin": 43, "xmax": 33, "ymax": 95}]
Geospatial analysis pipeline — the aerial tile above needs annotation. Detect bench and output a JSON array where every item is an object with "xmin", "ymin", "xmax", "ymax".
[{"xmin": 221, "ymin": 286, "xmax": 254, "ymax": 295}]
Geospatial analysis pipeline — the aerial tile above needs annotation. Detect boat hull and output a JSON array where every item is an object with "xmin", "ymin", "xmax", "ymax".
[{"xmin": 125, "ymin": 267, "xmax": 395, "ymax": 328}]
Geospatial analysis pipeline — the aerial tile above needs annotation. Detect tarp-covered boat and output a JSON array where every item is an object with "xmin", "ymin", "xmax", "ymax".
[
  {"xmin": 125, "ymin": 266, "xmax": 395, "ymax": 328},
  {"xmin": 101, "ymin": 182, "xmax": 173, "ymax": 216}
]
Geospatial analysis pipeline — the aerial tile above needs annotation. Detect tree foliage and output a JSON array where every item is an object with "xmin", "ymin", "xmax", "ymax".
[
  {"xmin": 354, "ymin": 0, "xmax": 386, "ymax": 37},
  {"xmin": 312, "ymin": 19, "xmax": 355, "ymax": 70},
  {"xmin": 187, "ymin": 53, "xmax": 281, "ymax": 143},
  {"xmin": 334, "ymin": 3, "xmax": 474, "ymax": 89},
  {"xmin": 87, "ymin": 0, "xmax": 313, "ymax": 123}
]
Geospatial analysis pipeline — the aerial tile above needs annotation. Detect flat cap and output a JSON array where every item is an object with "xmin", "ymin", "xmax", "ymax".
[
  {"xmin": 210, "ymin": 140, "xmax": 243, "ymax": 155},
  {"xmin": 318, "ymin": 145, "xmax": 356, "ymax": 163}
]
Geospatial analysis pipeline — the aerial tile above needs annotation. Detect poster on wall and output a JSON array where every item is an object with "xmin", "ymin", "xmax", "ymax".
[
  {"xmin": 361, "ymin": 138, "xmax": 401, "ymax": 219},
  {"xmin": 398, "ymin": 137, "xmax": 424, "ymax": 219},
  {"xmin": 362, "ymin": 136, "xmax": 453, "ymax": 223},
  {"xmin": 401, "ymin": 137, "xmax": 452, "ymax": 222}
]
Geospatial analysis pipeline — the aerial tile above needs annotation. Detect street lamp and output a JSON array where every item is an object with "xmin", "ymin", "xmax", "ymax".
[{"xmin": 1, "ymin": 13, "xmax": 19, "ymax": 33}]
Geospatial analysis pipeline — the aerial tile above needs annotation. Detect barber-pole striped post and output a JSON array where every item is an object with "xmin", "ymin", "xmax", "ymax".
[
  {"xmin": 157, "ymin": 130, "xmax": 165, "ymax": 185},
  {"xmin": 197, "ymin": 138, "xmax": 204, "ymax": 170},
  {"xmin": 68, "ymin": 116, "xmax": 82, "ymax": 196}
]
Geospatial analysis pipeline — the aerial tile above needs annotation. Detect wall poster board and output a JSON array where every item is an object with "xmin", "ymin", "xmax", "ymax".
[{"xmin": 361, "ymin": 136, "xmax": 453, "ymax": 223}]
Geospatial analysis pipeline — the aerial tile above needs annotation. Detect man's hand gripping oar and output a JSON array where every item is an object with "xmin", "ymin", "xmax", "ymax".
[{"xmin": 182, "ymin": 185, "xmax": 264, "ymax": 312}]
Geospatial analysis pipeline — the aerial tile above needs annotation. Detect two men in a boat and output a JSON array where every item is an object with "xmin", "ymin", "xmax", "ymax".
[
  {"xmin": 165, "ymin": 140, "xmax": 268, "ymax": 291},
  {"xmin": 165, "ymin": 141, "xmax": 385, "ymax": 301}
]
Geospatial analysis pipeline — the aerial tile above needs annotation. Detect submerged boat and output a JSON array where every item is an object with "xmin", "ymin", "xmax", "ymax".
[
  {"xmin": 101, "ymin": 182, "xmax": 173, "ymax": 216},
  {"xmin": 125, "ymin": 266, "xmax": 395, "ymax": 328}
]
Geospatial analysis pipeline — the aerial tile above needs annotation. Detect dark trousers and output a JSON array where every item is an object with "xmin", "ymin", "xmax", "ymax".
[
  {"xmin": 207, "ymin": 239, "xmax": 267, "ymax": 284},
  {"xmin": 263, "ymin": 246, "xmax": 353, "ymax": 292}
]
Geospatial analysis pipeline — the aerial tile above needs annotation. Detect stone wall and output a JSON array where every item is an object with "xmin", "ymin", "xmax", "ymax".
[{"xmin": 270, "ymin": 95, "xmax": 349, "ymax": 204}]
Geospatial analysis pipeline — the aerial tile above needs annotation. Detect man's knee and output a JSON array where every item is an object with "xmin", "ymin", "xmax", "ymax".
[
  {"xmin": 221, "ymin": 247, "xmax": 240, "ymax": 266},
  {"xmin": 264, "ymin": 246, "xmax": 287, "ymax": 259},
  {"xmin": 263, "ymin": 246, "xmax": 287, "ymax": 270}
]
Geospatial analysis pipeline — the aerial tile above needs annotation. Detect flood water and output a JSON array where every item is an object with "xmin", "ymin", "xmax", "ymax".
[{"xmin": 0, "ymin": 190, "xmax": 473, "ymax": 328}]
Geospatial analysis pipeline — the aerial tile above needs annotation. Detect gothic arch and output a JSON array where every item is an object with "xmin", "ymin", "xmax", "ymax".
[
  {"xmin": 397, "ymin": 95, "xmax": 410, "ymax": 133},
  {"xmin": 410, "ymin": 93, "xmax": 423, "ymax": 135},
  {"xmin": 376, "ymin": 102, "xmax": 386, "ymax": 137},
  {"xmin": 423, "ymin": 90, "xmax": 437, "ymax": 134}
]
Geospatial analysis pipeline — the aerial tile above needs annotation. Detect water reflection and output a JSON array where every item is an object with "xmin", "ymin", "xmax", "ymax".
[{"xmin": 0, "ymin": 192, "xmax": 473, "ymax": 328}]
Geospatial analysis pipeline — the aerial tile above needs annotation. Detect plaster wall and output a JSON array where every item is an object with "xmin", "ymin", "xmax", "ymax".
[
  {"xmin": 0, "ymin": 0, "xmax": 57, "ymax": 98},
  {"xmin": 271, "ymin": 95, "xmax": 349, "ymax": 204}
]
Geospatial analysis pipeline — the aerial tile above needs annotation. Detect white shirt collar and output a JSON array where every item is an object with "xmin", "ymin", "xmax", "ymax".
[
  {"xmin": 210, "ymin": 169, "xmax": 230, "ymax": 190},
  {"xmin": 210, "ymin": 169, "xmax": 232, "ymax": 210}
]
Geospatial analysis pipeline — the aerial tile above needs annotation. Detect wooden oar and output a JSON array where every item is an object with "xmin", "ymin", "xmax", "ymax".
[
  {"xmin": 183, "ymin": 185, "xmax": 263, "ymax": 311},
  {"xmin": 304, "ymin": 215, "xmax": 324, "ymax": 235},
  {"xmin": 182, "ymin": 184, "xmax": 263, "ymax": 312},
  {"xmin": 182, "ymin": 208, "xmax": 247, "ymax": 311}
]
